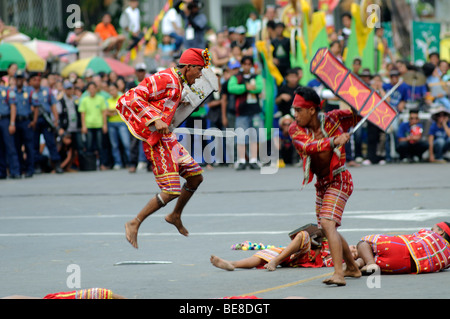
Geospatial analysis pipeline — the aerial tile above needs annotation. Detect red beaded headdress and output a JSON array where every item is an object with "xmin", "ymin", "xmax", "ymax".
[{"xmin": 179, "ymin": 48, "xmax": 210, "ymax": 68}]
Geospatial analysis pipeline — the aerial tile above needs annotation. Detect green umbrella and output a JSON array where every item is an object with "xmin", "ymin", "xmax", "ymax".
[
  {"xmin": 61, "ymin": 56, "xmax": 135, "ymax": 78},
  {"xmin": 0, "ymin": 42, "xmax": 46, "ymax": 71}
]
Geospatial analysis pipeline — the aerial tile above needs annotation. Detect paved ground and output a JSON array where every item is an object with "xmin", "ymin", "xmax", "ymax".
[{"xmin": 0, "ymin": 162, "xmax": 449, "ymax": 300}]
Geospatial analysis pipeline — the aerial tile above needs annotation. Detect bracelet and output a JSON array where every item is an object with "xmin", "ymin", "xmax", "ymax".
[{"xmin": 330, "ymin": 136, "xmax": 335, "ymax": 148}]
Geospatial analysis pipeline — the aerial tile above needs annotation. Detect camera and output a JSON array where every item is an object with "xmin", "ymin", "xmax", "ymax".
[{"xmin": 187, "ymin": 0, "xmax": 203, "ymax": 10}]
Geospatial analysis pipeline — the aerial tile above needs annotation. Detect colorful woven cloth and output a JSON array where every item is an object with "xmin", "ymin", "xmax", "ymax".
[
  {"xmin": 143, "ymin": 134, "xmax": 203, "ymax": 195},
  {"xmin": 43, "ymin": 288, "xmax": 113, "ymax": 299},
  {"xmin": 314, "ymin": 170, "xmax": 353, "ymax": 228}
]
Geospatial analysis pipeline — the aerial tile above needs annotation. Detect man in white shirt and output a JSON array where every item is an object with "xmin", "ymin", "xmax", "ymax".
[
  {"xmin": 161, "ymin": 5, "xmax": 184, "ymax": 52},
  {"xmin": 121, "ymin": 0, "xmax": 143, "ymax": 50}
]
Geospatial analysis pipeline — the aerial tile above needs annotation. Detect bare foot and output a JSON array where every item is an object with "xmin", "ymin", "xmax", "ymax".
[
  {"xmin": 210, "ymin": 255, "xmax": 235, "ymax": 271},
  {"xmin": 360, "ymin": 263, "xmax": 379, "ymax": 275},
  {"xmin": 165, "ymin": 213, "xmax": 189, "ymax": 236},
  {"xmin": 322, "ymin": 273, "xmax": 346, "ymax": 286},
  {"xmin": 344, "ymin": 266, "xmax": 362, "ymax": 278},
  {"xmin": 125, "ymin": 218, "xmax": 140, "ymax": 249},
  {"xmin": 263, "ymin": 260, "xmax": 278, "ymax": 271}
]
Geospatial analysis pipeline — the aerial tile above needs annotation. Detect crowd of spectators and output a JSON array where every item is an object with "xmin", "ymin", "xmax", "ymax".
[{"xmin": 1, "ymin": 0, "xmax": 449, "ymax": 180}]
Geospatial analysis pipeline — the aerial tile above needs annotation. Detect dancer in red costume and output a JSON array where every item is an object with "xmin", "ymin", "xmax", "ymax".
[
  {"xmin": 356, "ymin": 222, "xmax": 450, "ymax": 274},
  {"xmin": 117, "ymin": 48, "xmax": 210, "ymax": 248},
  {"xmin": 289, "ymin": 86, "xmax": 362, "ymax": 286}
]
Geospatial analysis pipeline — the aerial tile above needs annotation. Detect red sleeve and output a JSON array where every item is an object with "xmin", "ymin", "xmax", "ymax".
[
  {"xmin": 123, "ymin": 73, "xmax": 179, "ymax": 126},
  {"xmin": 288, "ymin": 122, "xmax": 335, "ymax": 156},
  {"xmin": 332, "ymin": 109, "xmax": 361, "ymax": 132}
]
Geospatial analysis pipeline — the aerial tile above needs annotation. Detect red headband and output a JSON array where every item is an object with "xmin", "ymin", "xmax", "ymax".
[
  {"xmin": 292, "ymin": 94, "xmax": 320, "ymax": 109},
  {"xmin": 437, "ymin": 222, "xmax": 450, "ymax": 238}
]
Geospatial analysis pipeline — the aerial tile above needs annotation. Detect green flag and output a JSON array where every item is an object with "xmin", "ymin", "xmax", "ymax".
[
  {"xmin": 259, "ymin": 52, "xmax": 275, "ymax": 139},
  {"xmin": 412, "ymin": 20, "xmax": 441, "ymax": 65},
  {"xmin": 361, "ymin": 28, "xmax": 375, "ymax": 73},
  {"xmin": 344, "ymin": 15, "xmax": 359, "ymax": 70}
]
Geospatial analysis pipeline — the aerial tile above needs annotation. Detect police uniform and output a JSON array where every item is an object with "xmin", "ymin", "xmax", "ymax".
[
  {"xmin": 10, "ymin": 71, "xmax": 35, "ymax": 177},
  {"xmin": 0, "ymin": 85, "xmax": 21, "ymax": 178},
  {"xmin": 30, "ymin": 81, "xmax": 62, "ymax": 171}
]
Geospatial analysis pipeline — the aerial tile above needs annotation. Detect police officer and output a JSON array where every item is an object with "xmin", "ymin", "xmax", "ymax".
[
  {"xmin": 10, "ymin": 70, "xmax": 35, "ymax": 177},
  {"xmin": 0, "ymin": 81, "xmax": 21, "ymax": 179},
  {"xmin": 29, "ymin": 72, "xmax": 63, "ymax": 174}
]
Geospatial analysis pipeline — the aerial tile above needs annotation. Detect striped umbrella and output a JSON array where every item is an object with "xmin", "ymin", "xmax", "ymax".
[
  {"xmin": 0, "ymin": 42, "xmax": 47, "ymax": 72},
  {"xmin": 24, "ymin": 39, "xmax": 79, "ymax": 60},
  {"xmin": 61, "ymin": 56, "xmax": 135, "ymax": 78}
]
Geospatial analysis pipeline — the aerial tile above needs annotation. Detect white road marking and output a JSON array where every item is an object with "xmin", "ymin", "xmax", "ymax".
[
  {"xmin": 0, "ymin": 209, "xmax": 449, "ymax": 220},
  {"xmin": 0, "ymin": 228, "xmax": 429, "ymax": 237},
  {"xmin": 0, "ymin": 209, "xmax": 448, "ymax": 237},
  {"xmin": 345, "ymin": 209, "xmax": 450, "ymax": 221}
]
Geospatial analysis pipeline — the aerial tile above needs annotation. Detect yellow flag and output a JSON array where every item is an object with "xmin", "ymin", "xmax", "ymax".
[
  {"xmin": 351, "ymin": 2, "xmax": 377, "ymax": 55},
  {"xmin": 256, "ymin": 41, "xmax": 284, "ymax": 86}
]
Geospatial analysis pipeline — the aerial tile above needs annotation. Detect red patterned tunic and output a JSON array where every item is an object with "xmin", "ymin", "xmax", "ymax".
[
  {"xmin": 288, "ymin": 109, "xmax": 359, "ymax": 186},
  {"xmin": 289, "ymin": 109, "xmax": 359, "ymax": 227},
  {"xmin": 116, "ymin": 68, "xmax": 203, "ymax": 194},
  {"xmin": 116, "ymin": 67, "xmax": 183, "ymax": 146},
  {"xmin": 360, "ymin": 229, "xmax": 450, "ymax": 274}
]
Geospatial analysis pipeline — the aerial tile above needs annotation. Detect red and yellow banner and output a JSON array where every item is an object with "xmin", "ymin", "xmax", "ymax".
[{"xmin": 311, "ymin": 48, "xmax": 397, "ymax": 132}]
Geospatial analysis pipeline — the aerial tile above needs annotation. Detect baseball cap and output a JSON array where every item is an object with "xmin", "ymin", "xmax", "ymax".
[
  {"xmin": 389, "ymin": 68, "xmax": 400, "ymax": 77},
  {"xmin": 227, "ymin": 61, "xmax": 241, "ymax": 70},
  {"xmin": 15, "ymin": 70, "xmax": 26, "ymax": 79},
  {"xmin": 63, "ymin": 81, "xmax": 74, "ymax": 89},
  {"xmin": 73, "ymin": 21, "xmax": 84, "ymax": 29},
  {"xmin": 84, "ymin": 69, "xmax": 95, "ymax": 78},
  {"xmin": 235, "ymin": 26, "xmax": 246, "ymax": 35},
  {"xmin": 135, "ymin": 63, "xmax": 147, "ymax": 71}
]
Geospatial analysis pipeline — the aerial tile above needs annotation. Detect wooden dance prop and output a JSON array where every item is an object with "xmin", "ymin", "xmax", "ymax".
[
  {"xmin": 310, "ymin": 47, "xmax": 399, "ymax": 133},
  {"xmin": 150, "ymin": 67, "xmax": 220, "ymax": 134},
  {"xmin": 350, "ymin": 79, "xmax": 403, "ymax": 134}
]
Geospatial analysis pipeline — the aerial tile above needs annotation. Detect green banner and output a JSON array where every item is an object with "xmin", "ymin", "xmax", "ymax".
[
  {"xmin": 381, "ymin": 22, "xmax": 395, "ymax": 54},
  {"xmin": 411, "ymin": 20, "xmax": 441, "ymax": 66}
]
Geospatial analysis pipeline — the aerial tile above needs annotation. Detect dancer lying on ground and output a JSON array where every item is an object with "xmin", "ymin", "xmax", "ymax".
[
  {"xmin": 210, "ymin": 227, "xmax": 347, "ymax": 271},
  {"xmin": 355, "ymin": 222, "xmax": 450, "ymax": 274}
]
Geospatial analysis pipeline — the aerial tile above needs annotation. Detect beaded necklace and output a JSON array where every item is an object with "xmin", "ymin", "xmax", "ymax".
[{"xmin": 175, "ymin": 67, "xmax": 206, "ymax": 99}]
